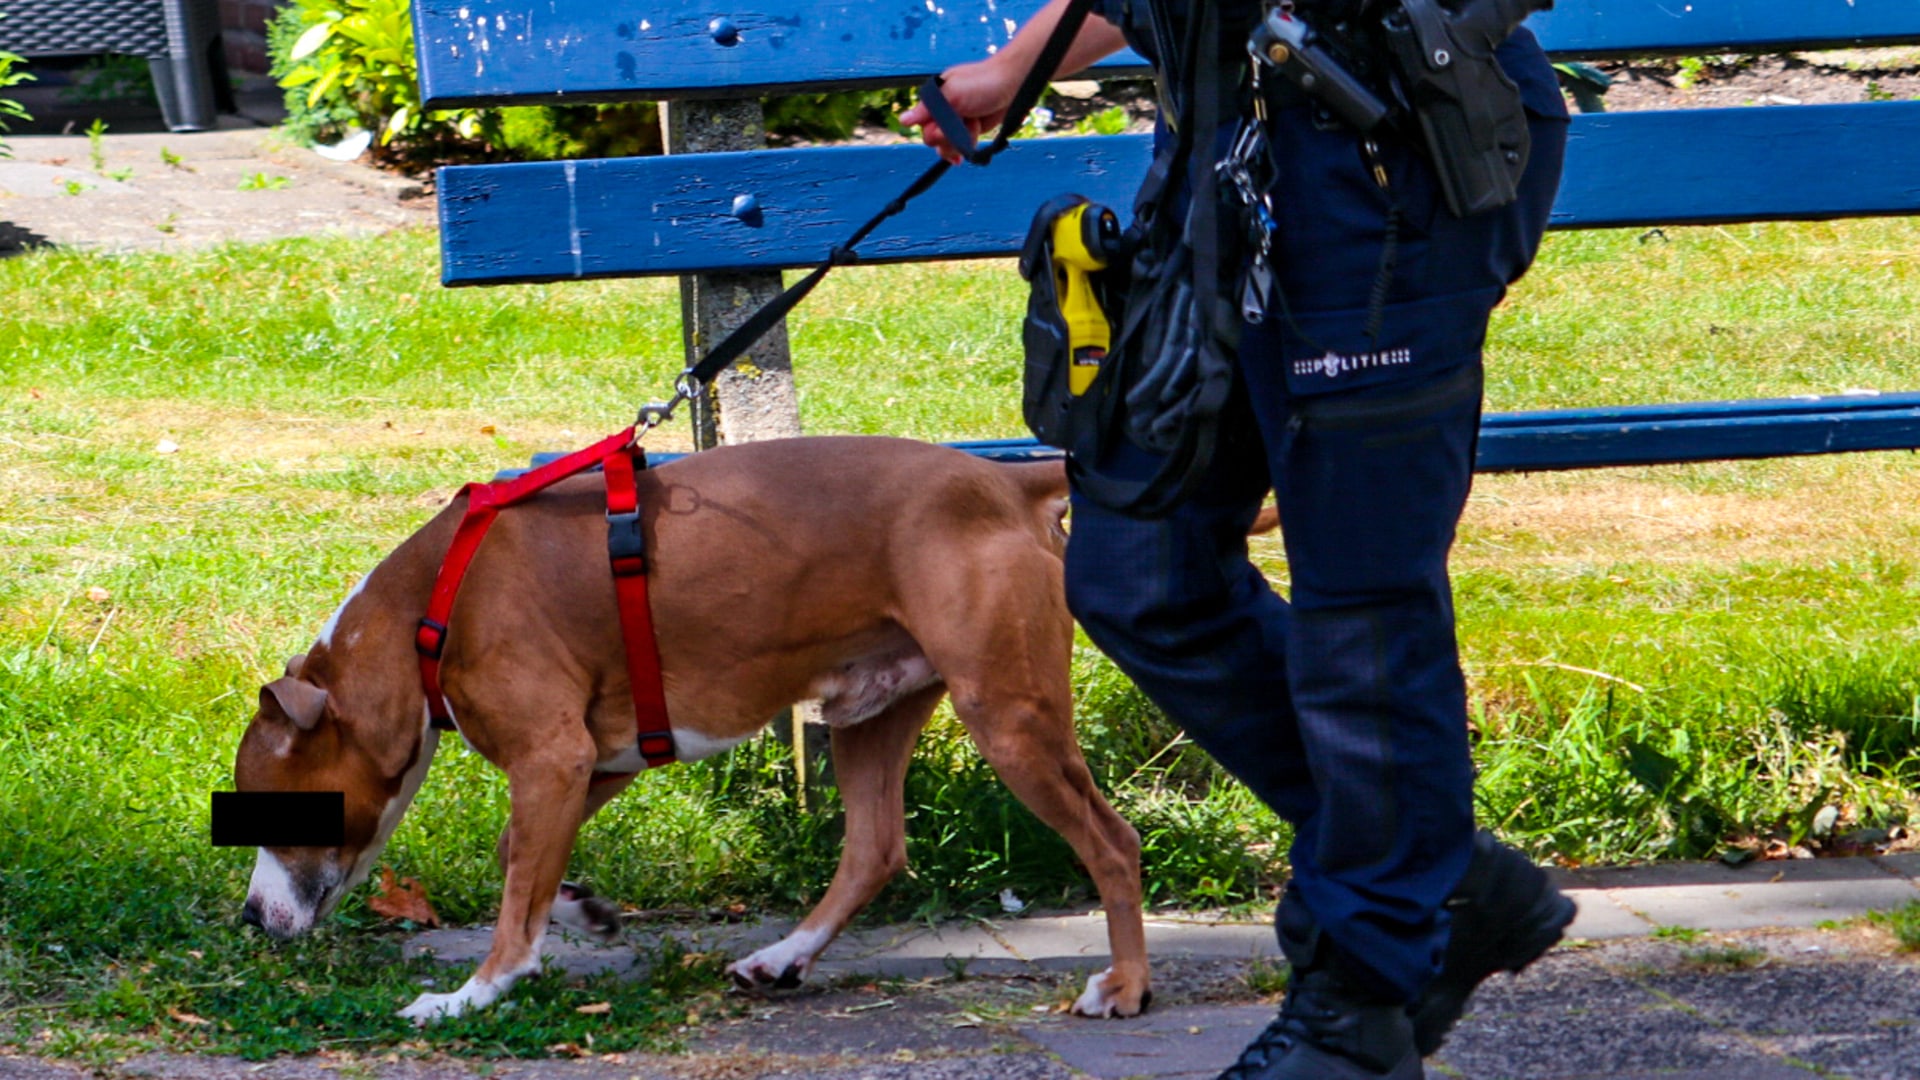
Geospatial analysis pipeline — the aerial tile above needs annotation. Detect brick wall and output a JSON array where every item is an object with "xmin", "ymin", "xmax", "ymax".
[{"xmin": 220, "ymin": 0, "xmax": 285, "ymax": 74}]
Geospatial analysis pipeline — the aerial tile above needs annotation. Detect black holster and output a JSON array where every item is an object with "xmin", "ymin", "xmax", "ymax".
[{"xmin": 1379, "ymin": 0, "xmax": 1555, "ymax": 217}]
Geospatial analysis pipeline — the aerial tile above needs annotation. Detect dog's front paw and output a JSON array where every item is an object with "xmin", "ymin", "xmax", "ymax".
[
  {"xmin": 1070, "ymin": 967, "xmax": 1151, "ymax": 1019},
  {"xmin": 399, "ymin": 991, "xmax": 466, "ymax": 1025},
  {"xmin": 399, "ymin": 976, "xmax": 500, "ymax": 1025}
]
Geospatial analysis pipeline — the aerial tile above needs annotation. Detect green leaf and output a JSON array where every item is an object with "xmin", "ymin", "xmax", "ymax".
[
  {"xmin": 381, "ymin": 105, "xmax": 411, "ymax": 145},
  {"xmin": 289, "ymin": 21, "xmax": 335, "ymax": 62},
  {"xmin": 306, "ymin": 66, "xmax": 342, "ymax": 108},
  {"xmin": 1622, "ymin": 738, "xmax": 1684, "ymax": 796}
]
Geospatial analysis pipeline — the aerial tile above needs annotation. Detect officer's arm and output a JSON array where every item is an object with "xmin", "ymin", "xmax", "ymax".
[{"xmin": 900, "ymin": 0, "xmax": 1127, "ymax": 162}]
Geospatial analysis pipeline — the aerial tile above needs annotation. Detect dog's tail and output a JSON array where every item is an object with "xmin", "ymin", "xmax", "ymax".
[
  {"xmin": 1003, "ymin": 459, "xmax": 1069, "ymax": 502},
  {"xmin": 1001, "ymin": 460, "xmax": 1070, "ymax": 550}
]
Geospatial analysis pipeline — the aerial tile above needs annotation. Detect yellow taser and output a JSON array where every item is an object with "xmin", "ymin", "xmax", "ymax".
[{"xmin": 1050, "ymin": 203, "xmax": 1119, "ymax": 395}]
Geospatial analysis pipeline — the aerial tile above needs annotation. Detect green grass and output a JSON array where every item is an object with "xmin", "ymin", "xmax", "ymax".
[
  {"xmin": 3, "ymin": 218, "xmax": 1920, "ymax": 1057},
  {"xmin": 1867, "ymin": 900, "xmax": 1920, "ymax": 951},
  {"xmin": 1678, "ymin": 942, "xmax": 1768, "ymax": 971}
]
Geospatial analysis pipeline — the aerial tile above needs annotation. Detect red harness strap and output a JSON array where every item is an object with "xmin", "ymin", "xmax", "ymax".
[{"xmin": 415, "ymin": 426, "xmax": 678, "ymax": 773}]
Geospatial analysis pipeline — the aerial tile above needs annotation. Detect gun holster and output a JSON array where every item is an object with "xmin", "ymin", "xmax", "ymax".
[{"xmin": 1379, "ymin": 0, "xmax": 1554, "ymax": 217}]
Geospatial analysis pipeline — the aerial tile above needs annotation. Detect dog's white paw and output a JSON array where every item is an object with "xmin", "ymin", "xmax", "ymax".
[
  {"xmin": 1071, "ymin": 967, "xmax": 1148, "ymax": 1019},
  {"xmin": 725, "ymin": 927, "xmax": 829, "ymax": 992},
  {"xmin": 399, "ymin": 976, "xmax": 500, "ymax": 1025},
  {"xmin": 399, "ymin": 991, "xmax": 466, "ymax": 1025},
  {"xmin": 552, "ymin": 881, "xmax": 621, "ymax": 942},
  {"xmin": 725, "ymin": 952, "xmax": 808, "ymax": 991}
]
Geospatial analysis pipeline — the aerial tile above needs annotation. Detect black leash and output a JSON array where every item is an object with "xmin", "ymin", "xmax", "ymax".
[{"xmin": 640, "ymin": 0, "xmax": 1100, "ymax": 429}]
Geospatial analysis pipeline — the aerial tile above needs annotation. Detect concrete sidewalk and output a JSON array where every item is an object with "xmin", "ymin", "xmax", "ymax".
[
  {"xmin": 0, "ymin": 92, "xmax": 429, "ymax": 255},
  {"xmin": 373, "ymin": 853, "xmax": 1920, "ymax": 1080}
]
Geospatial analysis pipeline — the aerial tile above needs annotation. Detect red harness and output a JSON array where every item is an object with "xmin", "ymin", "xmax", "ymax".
[{"xmin": 415, "ymin": 426, "xmax": 677, "ymax": 776}]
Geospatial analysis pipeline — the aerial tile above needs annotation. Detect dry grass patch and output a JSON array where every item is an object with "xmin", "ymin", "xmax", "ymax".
[{"xmin": 1460, "ymin": 455, "xmax": 1920, "ymax": 569}]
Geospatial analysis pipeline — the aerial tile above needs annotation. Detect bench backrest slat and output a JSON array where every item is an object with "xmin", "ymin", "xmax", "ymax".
[
  {"xmin": 436, "ymin": 101, "xmax": 1920, "ymax": 285},
  {"xmin": 413, "ymin": 0, "xmax": 1145, "ymax": 108},
  {"xmin": 414, "ymin": 0, "xmax": 1920, "ymax": 108}
]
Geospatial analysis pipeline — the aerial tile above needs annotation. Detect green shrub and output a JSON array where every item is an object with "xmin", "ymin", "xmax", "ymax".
[
  {"xmin": 60, "ymin": 53, "xmax": 157, "ymax": 106},
  {"xmin": 267, "ymin": 0, "xmax": 659, "ymax": 166},
  {"xmin": 764, "ymin": 88, "xmax": 911, "ymax": 141},
  {"xmin": 0, "ymin": 18, "xmax": 32, "ymax": 158},
  {"xmin": 266, "ymin": 1, "xmax": 363, "ymax": 147},
  {"xmin": 267, "ymin": 0, "xmax": 910, "ymax": 164}
]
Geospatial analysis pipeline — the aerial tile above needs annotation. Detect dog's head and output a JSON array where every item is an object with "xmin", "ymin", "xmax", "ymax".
[{"xmin": 234, "ymin": 653, "xmax": 435, "ymax": 939}]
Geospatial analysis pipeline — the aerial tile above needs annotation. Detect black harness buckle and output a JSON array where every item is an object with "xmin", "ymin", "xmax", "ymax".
[
  {"xmin": 415, "ymin": 618, "xmax": 449, "ymax": 660},
  {"xmin": 607, "ymin": 509, "xmax": 646, "ymax": 577}
]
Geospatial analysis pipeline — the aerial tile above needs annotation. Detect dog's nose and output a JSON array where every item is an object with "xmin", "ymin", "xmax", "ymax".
[{"xmin": 241, "ymin": 897, "xmax": 265, "ymax": 930}]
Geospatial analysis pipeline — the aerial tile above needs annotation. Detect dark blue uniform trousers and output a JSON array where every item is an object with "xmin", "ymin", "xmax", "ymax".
[{"xmin": 1065, "ymin": 31, "xmax": 1569, "ymax": 1004}]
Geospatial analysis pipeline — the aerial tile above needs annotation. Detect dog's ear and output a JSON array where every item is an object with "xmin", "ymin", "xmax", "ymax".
[
  {"xmin": 261, "ymin": 677, "xmax": 330, "ymax": 732},
  {"xmin": 284, "ymin": 655, "xmax": 307, "ymax": 679}
]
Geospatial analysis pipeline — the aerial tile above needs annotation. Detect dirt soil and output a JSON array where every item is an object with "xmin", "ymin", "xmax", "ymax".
[
  {"xmin": 823, "ymin": 46, "xmax": 1920, "ymax": 146},
  {"xmin": 1591, "ymin": 48, "xmax": 1920, "ymax": 111}
]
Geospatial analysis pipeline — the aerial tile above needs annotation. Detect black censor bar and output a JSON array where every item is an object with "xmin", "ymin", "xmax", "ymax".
[{"xmin": 209, "ymin": 791, "xmax": 346, "ymax": 847}]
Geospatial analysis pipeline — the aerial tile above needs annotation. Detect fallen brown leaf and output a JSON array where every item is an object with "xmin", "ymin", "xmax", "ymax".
[
  {"xmin": 575, "ymin": 1001, "xmax": 612, "ymax": 1015},
  {"xmin": 168, "ymin": 1010, "xmax": 210, "ymax": 1027},
  {"xmin": 367, "ymin": 867, "xmax": 439, "ymax": 926}
]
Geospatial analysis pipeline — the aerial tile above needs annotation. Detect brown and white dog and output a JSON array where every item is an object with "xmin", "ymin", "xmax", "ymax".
[{"xmin": 231, "ymin": 436, "xmax": 1149, "ymax": 1024}]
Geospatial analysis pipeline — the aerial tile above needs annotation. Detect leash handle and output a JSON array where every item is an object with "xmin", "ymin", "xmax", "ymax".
[
  {"xmin": 916, "ymin": 0, "xmax": 1098, "ymax": 166},
  {"xmin": 670, "ymin": 0, "xmax": 1100, "ymax": 418}
]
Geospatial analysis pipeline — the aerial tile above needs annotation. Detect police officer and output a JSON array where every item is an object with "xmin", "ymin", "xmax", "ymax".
[{"xmin": 905, "ymin": 2, "xmax": 1574, "ymax": 1077}]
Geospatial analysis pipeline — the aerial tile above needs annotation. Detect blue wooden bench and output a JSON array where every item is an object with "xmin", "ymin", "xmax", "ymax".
[{"xmin": 412, "ymin": 0, "xmax": 1920, "ymax": 472}]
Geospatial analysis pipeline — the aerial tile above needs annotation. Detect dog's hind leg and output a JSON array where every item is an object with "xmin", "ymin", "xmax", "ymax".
[
  {"xmin": 910, "ymin": 542, "xmax": 1152, "ymax": 1019},
  {"xmin": 726, "ymin": 683, "xmax": 944, "ymax": 992}
]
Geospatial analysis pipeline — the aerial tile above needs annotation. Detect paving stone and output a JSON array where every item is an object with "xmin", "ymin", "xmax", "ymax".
[
  {"xmin": 1870, "ymin": 851, "xmax": 1920, "ymax": 883},
  {"xmin": 0, "ymin": 1056, "xmax": 90, "ymax": 1080},
  {"xmin": 1562, "ymin": 888, "xmax": 1652, "ymax": 941},
  {"xmin": 824, "ymin": 923, "xmax": 1017, "ymax": 966},
  {"xmin": 1017, "ymin": 1002, "xmax": 1274, "ymax": 1080},
  {"xmin": 0, "ymin": 127, "xmax": 429, "ymax": 254},
  {"xmin": 1604, "ymin": 876, "xmax": 1919, "ymax": 931},
  {"xmin": 405, "ymin": 926, "xmax": 641, "ymax": 979},
  {"xmin": 990, "ymin": 912, "xmax": 1276, "ymax": 966}
]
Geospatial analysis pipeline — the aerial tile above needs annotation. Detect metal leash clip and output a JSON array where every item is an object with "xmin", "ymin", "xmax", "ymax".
[{"xmin": 634, "ymin": 371, "xmax": 707, "ymax": 435}]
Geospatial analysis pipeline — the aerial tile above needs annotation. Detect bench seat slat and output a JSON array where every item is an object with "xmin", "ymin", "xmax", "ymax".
[
  {"xmin": 1473, "ymin": 396, "xmax": 1920, "ymax": 471},
  {"xmin": 438, "ymin": 102, "xmax": 1920, "ymax": 286},
  {"xmin": 414, "ymin": 0, "xmax": 1920, "ymax": 108},
  {"xmin": 1529, "ymin": 1, "xmax": 1920, "ymax": 60}
]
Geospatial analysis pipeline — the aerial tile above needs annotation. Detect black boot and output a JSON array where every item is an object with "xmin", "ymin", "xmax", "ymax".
[
  {"xmin": 1217, "ymin": 888, "xmax": 1423, "ymax": 1080},
  {"xmin": 1410, "ymin": 830, "xmax": 1576, "ymax": 1055}
]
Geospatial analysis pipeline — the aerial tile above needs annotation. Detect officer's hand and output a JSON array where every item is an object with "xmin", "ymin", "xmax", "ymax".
[{"xmin": 899, "ymin": 58, "xmax": 1018, "ymax": 164}]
